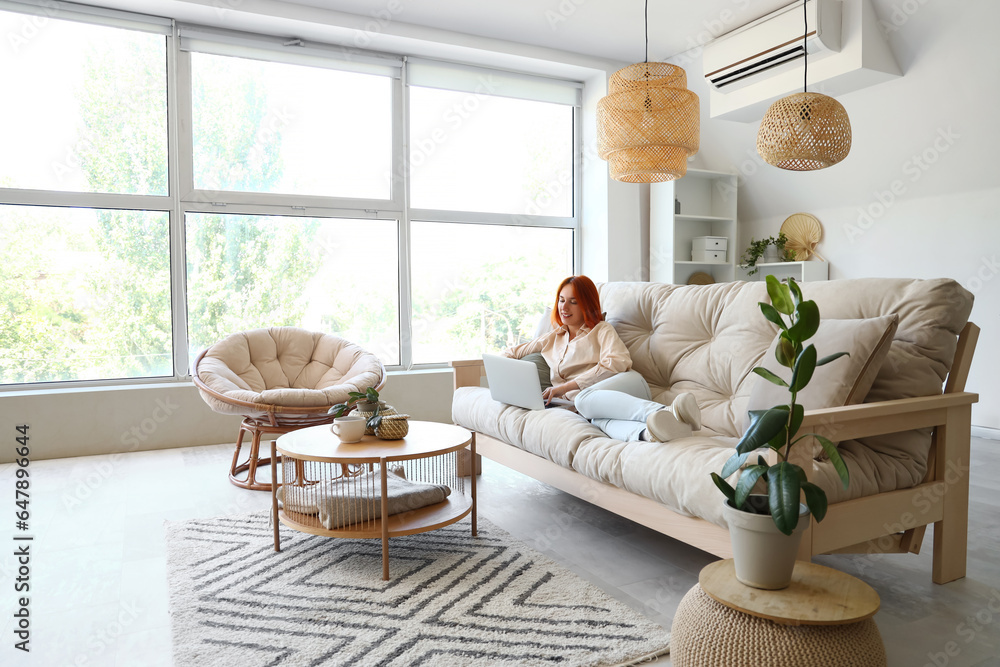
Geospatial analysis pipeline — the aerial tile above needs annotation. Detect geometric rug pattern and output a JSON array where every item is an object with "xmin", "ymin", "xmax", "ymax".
[{"xmin": 166, "ymin": 511, "xmax": 670, "ymax": 666}]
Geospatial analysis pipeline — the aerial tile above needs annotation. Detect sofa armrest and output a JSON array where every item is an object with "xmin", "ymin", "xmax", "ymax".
[
  {"xmin": 799, "ymin": 392, "xmax": 978, "ymax": 442},
  {"xmin": 450, "ymin": 359, "xmax": 486, "ymax": 391},
  {"xmin": 787, "ymin": 391, "xmax": 978, "ymax": 475}
]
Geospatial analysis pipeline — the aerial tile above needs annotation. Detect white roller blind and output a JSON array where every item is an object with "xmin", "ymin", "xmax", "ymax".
[
  {"xmin": 0, "ymin": 0, "xmax": 171, "ymax": 34},
  {"xmin": 407, "ymin": 58, "xmax": 582, "ymax": 107},
  {"xmin": 179, "ymin": 25, "xmax": 402, "ymax": 78}
]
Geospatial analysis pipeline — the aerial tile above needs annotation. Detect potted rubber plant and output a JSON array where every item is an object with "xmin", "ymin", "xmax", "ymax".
[{"xmin": 711, "ymin": 275, "xmax": 851, "ymax": 589}]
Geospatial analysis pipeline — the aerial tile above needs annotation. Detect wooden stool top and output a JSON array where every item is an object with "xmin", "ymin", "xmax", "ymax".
[{"xmin": 699, "ymin": 559, "xmax": 880, "ymax": 626}]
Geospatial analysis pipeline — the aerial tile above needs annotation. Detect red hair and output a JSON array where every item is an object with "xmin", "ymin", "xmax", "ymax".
[{"xmin": 551, "ymin": 275, "xmax": 604, "ymax": 329}]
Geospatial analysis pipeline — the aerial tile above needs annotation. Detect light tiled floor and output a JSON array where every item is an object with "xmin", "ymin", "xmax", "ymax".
[{"xmin": 1, "ymin": 437, "xmax": 998, "ymax": 666}]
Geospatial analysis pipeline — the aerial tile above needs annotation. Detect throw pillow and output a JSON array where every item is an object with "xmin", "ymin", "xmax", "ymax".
[
  {"xmin": 523, "ymin": 352, "xmax": 552, "ymax": 390},
  {"xmin": 744, "ymin": 314, "xmax": 900, "ymax": 445}
]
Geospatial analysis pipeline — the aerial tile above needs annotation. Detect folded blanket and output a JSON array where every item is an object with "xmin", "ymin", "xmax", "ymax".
[{"xmin": 277, "ymin": 467, "xmax": 452, "ymax": 530}]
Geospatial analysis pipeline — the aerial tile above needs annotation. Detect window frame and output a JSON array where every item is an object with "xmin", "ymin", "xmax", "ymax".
[{"xmin": 0, "ymin": 1, "xmax": 582, "ymax": 390}]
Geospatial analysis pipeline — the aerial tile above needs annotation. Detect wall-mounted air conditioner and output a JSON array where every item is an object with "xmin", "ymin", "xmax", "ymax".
[
  {"xmin": 704, "ymin": 0, "xmax": 842, "ymax": 93},
  {"xmin": 701, "ymin": 0, "xmax": 900, "ymax": 122}
]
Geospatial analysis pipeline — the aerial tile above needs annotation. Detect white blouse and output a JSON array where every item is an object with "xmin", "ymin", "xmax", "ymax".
[{"xmin": 503, "ymin": 320, "xmax": 632, "ymax": 396}]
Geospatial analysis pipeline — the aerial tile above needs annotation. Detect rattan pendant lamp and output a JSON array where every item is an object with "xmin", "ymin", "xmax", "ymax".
[
  {"xmin": 756, "ymin": 0, "xmax": 851, "ymax": 170},
  {"xmin": 597, "ymin": 0, "xmax": 699, "ymax": 183}
]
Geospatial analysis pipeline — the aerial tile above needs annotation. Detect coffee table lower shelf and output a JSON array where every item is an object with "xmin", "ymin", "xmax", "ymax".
[{"xmin": 277, "ymin": 494, "xmax": 474, "ymax": 539}]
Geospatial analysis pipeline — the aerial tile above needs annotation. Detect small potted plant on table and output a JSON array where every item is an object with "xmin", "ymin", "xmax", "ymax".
[
  {"xmin": 329, "ymin": 387, "xmax": 394, "ymax": 435},
  {"xmin": 711, "ymin": 275, "xmax": 851, "ymax": 589}
]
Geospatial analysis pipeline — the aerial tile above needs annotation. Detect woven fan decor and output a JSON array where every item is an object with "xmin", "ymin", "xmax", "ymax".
[
  {"xmin": 757, "ymin": 92, "xmax": 852, "ymax": 171},
  {"xmin": 780, "ymin": 212, "xmax": 825, "ymax": 261},
  {"xmin": 597, "ymin": 62, "xmax": 700, "ymax": 183}
]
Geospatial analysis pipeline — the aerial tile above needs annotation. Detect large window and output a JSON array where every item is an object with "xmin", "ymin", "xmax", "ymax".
[
  {"xmin": 410, "ymin": 222, "xmax": 573, "ymax": 363},
  {"xmin": 185, "ymin": 213, "xmax": 399, "ymax": 364},
  {"xmin": 190, "ymin": 53, "xmax": 392, "ymax": 199},
  {"xmin": 0, "ymin": 205, "xmax": 171, "ymax": 383},
  {"xmin": 0, "ymin": 13, "xmax": 167, "ymax": 194},
  {"xmin": 408, "ymin": 87, "xmax": 574, "ymax": 216},
  {"xmin": 0, "ymin": 6, "xmax": 579, "ymax": 387}
]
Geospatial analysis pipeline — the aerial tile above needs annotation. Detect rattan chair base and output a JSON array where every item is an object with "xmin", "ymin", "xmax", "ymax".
[
  {"xmin": 230, "ymin": 455, "xmax": 280, "ymax": 491},
  {"xmin": 229, "ymin": 415, "xmax": 335, "ymax": 491}
]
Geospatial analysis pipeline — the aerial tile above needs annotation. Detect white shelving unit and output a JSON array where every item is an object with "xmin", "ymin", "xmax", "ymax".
[
  {"xmin": 650, "ymin": 169, "xmax": 738, "ymax": 284},
  {"xmin": 744, "ymin": 260, "xmax": 829, "ymax": 282}
]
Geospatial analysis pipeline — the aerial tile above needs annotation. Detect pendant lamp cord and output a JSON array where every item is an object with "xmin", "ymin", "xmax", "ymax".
[
  {"xmin": 802, "ymin": 0, "xmax": 808, "ymax": 93},
  {"xmin": 644, "ymin": 0, "xmax": 649, "ymax": 63}
]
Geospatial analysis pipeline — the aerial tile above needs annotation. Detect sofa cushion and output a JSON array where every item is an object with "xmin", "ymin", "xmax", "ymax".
[
  {"xmin": 451, "ymin": 387, "xmax": 594, "ymax": 467},
  {"xmin": 743, "ymin": 314, "xmax": 899, "ymax": 435}
]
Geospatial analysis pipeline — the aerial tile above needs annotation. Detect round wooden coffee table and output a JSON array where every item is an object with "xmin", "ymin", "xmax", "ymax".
[
  {"xmin": 270, "ymin": 421, "xmax": 476, "ymax": 580},
  {"xmin": 671, "ymin": 559, "xmax": 886, "ymax": 666}
]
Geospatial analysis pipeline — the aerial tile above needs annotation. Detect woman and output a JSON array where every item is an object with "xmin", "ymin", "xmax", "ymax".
[{"xmin": 503, "ymin": 275, "xmax": 701, "ymax": 442}]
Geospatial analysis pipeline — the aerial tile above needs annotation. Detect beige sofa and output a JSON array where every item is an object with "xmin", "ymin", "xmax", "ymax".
[{"xmin": 451, "ymin": 279, "xmax": 979, "ymax": 584}]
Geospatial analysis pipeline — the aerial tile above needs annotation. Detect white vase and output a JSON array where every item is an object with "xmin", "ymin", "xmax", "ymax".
[{"xmin": 722, "ymin": 495, "xmax": 810, "ymax": 590}]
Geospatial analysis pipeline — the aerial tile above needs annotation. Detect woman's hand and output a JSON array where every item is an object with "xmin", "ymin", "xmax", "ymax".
[{"xmin": 542, "ymin": 381, "xmax": 578, "ymax": 404}]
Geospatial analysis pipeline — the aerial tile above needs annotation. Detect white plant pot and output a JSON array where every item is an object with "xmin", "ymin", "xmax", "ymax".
[{"xmin": 722, "ymin": 495, "xmax": 810, "ymax": 590}]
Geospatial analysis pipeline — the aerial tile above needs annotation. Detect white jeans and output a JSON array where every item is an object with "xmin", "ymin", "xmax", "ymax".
[{"xmin": 574, "ymin": 371, "xmax": 666, "ymax": 441}]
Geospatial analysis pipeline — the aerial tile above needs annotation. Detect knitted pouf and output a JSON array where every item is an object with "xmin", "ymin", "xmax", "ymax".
[{"xmin": 671, "ymin": 585, "xmax": 886, "ymax": 667}]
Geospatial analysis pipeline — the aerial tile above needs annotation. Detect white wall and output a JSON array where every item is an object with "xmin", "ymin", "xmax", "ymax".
[{"xmin": 674, "ymin": 0, "xmax": 999, "ymax": 429}]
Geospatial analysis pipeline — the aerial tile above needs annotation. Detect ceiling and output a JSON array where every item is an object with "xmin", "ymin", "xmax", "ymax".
[{"xmin": 279, "ymin": 0, "xmax": 797, "ymax": 63}]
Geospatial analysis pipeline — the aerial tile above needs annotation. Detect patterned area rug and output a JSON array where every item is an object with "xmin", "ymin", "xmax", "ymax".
[{"xmin": 166, "ymin": 512, "xmax": 670, "ymax": 666}]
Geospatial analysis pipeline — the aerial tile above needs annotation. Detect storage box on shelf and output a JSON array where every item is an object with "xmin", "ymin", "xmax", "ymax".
[{"xmin": 651, "ymin": 169, "xmax": 738, "ymax": 285}]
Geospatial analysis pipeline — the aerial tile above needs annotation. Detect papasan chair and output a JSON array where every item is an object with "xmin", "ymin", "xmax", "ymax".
[{"xmin": 192, "ymin": 327, "xmax": 386, "ymax": 491}]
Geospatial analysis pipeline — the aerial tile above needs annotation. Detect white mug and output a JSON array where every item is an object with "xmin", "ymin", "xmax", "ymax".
[{"xmin": 331, "ymin": 416, "xmax": 366, "ymax": 443}]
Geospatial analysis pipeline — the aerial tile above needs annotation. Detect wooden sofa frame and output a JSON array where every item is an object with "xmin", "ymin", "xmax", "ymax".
[{"xmin": 451, "ymin": 322, "xmax": 980, "ymax": 585}]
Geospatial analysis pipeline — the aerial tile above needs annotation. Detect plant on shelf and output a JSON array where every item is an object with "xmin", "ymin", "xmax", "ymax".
[
  {"xmin": 711, "ymin": 276, "xmax": 851, "ymax": 588},
  {"xmin": 740, "ymin": 232, "xmax": 796, "ymax": 276},
  {"xmin": 329, "ymin": 387, "xmax": 386, "ymax": 431}
]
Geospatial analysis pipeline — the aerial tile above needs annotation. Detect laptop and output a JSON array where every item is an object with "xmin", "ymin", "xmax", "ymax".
[{"xmin": 482, "ymin": 354, "xmax": 574, "ymax": 411}]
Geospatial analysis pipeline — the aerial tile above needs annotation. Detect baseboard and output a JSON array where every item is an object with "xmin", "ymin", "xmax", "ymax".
[{"xmin": 972, "ymin": 426, "xmax": 1000, "ymax": 441}]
